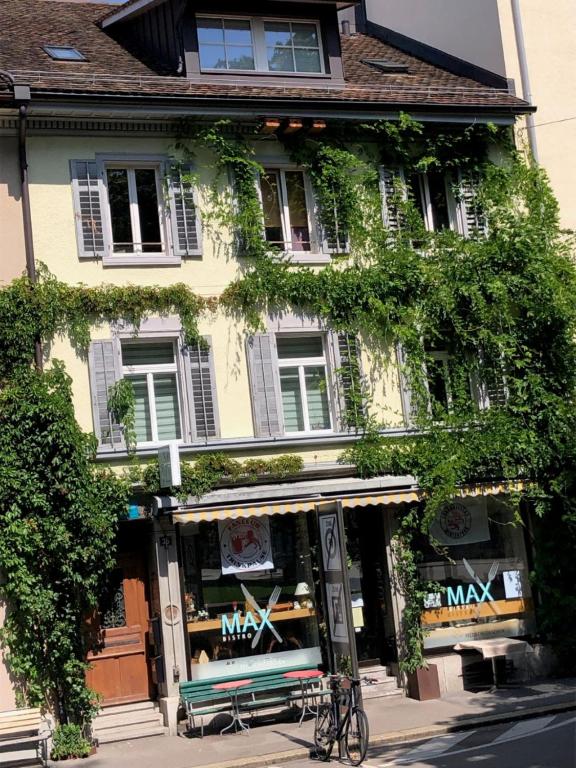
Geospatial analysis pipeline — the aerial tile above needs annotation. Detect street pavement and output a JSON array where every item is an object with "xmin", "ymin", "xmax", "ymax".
[{"xmin": 275, "ymin": 712, "xmax": 576, "ymax": 768}]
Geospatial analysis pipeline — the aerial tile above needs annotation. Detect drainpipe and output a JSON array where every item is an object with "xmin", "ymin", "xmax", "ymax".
[
  {"xmin": 510, "ymin": 0, "xmax": 539, "ymax": 163},
  {"xmin": 11, "ymin": 81, "xmax": 43, "ymax": 369}
]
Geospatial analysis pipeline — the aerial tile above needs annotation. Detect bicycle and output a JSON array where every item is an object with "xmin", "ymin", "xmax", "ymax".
[{"xmin": 313, "ymin": 675, "xmax": 369, "ymax": 766}]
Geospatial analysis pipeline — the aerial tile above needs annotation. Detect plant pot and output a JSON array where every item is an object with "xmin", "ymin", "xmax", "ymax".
[{"xmin": 406, "ymin": 663, "xmax": 441, "ymax": 700}]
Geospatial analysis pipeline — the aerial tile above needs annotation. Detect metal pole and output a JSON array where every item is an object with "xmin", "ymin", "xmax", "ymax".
[{"xmin": 510, "ymin": 0, "xmax": 539, "ymax": 163}]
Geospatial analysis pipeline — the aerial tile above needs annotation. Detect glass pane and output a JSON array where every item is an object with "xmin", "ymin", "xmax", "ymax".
[
  {"xmin": 107, "ymin": 168, "xmax": 133, "ymax": 253},
  {"xmin": 407, "ymin": 173, "xmax": 427, "ymax": 223},
  {"xmin": 154, "ymin": 374, "xmax": 181, "ymax": 441},
  {"xmin": 427, "ymin": 358, "xmax": 450, "ymax": 411},
  {"xmin": 197, "ymin": 18, "xmax": 224, "ymax": 44},
  {"xmin": 264, "ymin": 21, "xmax": 292, "ymax": 46},
  {"xmin": 277, "ymin": 336, "xmax": 324, "ymax": 360},
  {"xmin": 199, "ymin": 45, "xmax": 227, "ymax": 69},
  {"xmin": 280, "ymin": 367, "xmax": 305, "ymax": 432},
  {"xmin": 224, "ymin": 19, "xmax": 252, "ymax": 45},
  {"xmin": 130, "ymin": 375, "xmax": 153, "ymax": 442},
  {"xmin": 226, "ymin": 47, "xmax": 255, "ymax": 70},
  {"xmin": 134, "ymin": 168, "xmax": 162, "ymax": 252},
  {"xmin": 294, "ymin": 48, "xmax": 321, "ymax": 73},
  {"xmin": 285, "ymin": 171, "xmax": 311, "ymax": 251},
  {"xmin": 305, "ymin": 365, "xmax": 331, "ymax": 430},
  {"xmin": 260, "ymin": 171, "xmax": 284, "ymax": 246},
  {"xmin": 100, "ymin": 569, "xmax": 126, "ymax": 629},
  {"xmin": 292, "ymin": 23, "xmax": 319, "ymax": 47},
  {"xmin": 267, "ymin": 46, "xmax": 295, "ymax": 72},
  {"xmin": 122, "ymin": 341, "xmax": 175, "ymax": 366},
  {"xmin": 428, "ymin": 171, "xmax": 450, "ymax": 230}
]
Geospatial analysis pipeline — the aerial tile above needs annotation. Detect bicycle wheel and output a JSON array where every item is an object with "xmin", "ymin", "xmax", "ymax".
[
  {"xmin": 344, "ymin": 707, "xmax": 369, "ymax": 766},
  {"xmin": 314, "ymin": 704, "xmax": 335, "ymax": 761}
]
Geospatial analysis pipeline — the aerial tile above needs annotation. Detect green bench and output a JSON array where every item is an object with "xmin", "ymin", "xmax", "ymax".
[{"xmin": 180, "ymin": 664, "xmax": 327, "ymax": 737}]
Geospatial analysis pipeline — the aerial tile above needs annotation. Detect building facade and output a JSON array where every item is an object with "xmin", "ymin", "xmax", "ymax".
[{"xmin": 0, "ymin": 0, "xmax": 545, "ymax": 734}]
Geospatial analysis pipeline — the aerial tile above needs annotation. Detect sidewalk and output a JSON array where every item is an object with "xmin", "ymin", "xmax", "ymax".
[{"xmin": 57, "ymin": 678, "xmax": 575, "ymax": 768}]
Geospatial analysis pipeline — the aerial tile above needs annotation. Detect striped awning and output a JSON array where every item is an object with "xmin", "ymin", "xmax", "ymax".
[{"xmin": 172, "ymin": 480, "xmax": 527, "ymax": 524}]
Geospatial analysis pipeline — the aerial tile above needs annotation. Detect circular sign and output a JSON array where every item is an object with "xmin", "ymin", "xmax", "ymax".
[
  {"xmin": 439, "ymin": 502, "xmax": 472, "ymax": 540},
  {"xmin": 220, "ymin": 517, "xmax": 272, "ymax": 572}
]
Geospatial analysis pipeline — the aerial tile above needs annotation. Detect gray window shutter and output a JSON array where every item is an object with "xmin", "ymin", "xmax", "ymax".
[
  {"xmin": 320, "ymin": 201, "xmax": 350, "ymax": 254},
  {"xmin": 330, "ymin": 332, "xmax": 365, "ymax": 431},
  {"xmin": 70, "ymin": 160, "xmax": 106, "ymax": 259},
  {"xmin": 396, "ymin": 343, "xmax": 418, "ymax": 427},
  {"xmin": 246, "ymin": 334, "xmax": 283, "ymax": 437},
  {"xmin": 455, "ymin": 171, "xmax": 487, "ymax": 238},
  {"xmin": 183, "ymin": 337, "xmax": 219, "ymax": 440},
  {"xmin": 167, "ymin": 163, "xmax": 202, "ymax": 257},
  {"xmin": 380, "ymin": 167, "xmax": 405, "ymax": 232},
  {"xmin": 88, "ymin": 339, "xmax": 125, "ymax": 449},
  {"xmin": 472, "ymin": 351, "xmax": 508, "ymax": 410}
]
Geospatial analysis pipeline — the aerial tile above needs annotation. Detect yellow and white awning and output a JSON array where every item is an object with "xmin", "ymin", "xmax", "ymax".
[{"xmin": 172, "ymin": 480, "xmax": 527, "ymax": 525}]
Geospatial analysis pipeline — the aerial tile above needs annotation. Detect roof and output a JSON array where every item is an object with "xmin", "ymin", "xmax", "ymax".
[{"xmin": 0, "ymin": 0, "xmax": 531, "ymax": 114}]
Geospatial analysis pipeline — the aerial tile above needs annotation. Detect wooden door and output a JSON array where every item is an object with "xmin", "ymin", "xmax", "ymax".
[{"xmin": 86, "ymin": 553, "xmax": 153, "ymax": 706}]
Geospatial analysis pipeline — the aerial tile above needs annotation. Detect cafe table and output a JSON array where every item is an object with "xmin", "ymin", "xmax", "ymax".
[
  {"xmin": 283, "ymin": 669, "xmax": 324, "ymax": 725},
  {"xmin": 212, "ymin": 678, "xmax": 253, "ymax": 734}
]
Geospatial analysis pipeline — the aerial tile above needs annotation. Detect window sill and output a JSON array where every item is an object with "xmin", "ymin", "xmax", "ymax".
[{"xmin": 102, "ymin": 253, "xmax": 183, "ymax": 267}]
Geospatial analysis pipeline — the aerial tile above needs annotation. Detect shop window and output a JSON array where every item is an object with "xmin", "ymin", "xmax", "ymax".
[
  {"xmin": 417, "ymin": 496, "xmax": 536, "ymax": 650},
  {"xmin": 276, "ymin": 335, "xmax": 333, "ymax": 433},
  {"xmin": 197, "ymin": 17, "xmax": 324, "ymax": 74},
  {"xmin": 180, "ymin": 513, "xmax": 321, "ymax": 674},
  {"xmin": 121, "ymin": 340, "xmax": 182, "ymax": 444}
]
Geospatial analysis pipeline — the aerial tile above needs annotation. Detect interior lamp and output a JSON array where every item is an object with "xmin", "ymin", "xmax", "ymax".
[{"xmin": 294, "ymin": 582, "xmax": 313, "ymax": 609}]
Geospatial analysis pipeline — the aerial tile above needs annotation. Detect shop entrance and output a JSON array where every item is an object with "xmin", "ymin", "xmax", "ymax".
[
  {"xmin": 86, "ymin": 551, "xmax": 153, "ymax": 706},
  {"xmin": 345, "ymin": 508, "xmax": 395, "ymax": 666}
]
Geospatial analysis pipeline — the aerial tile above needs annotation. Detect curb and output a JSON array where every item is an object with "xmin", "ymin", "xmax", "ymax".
[{"xmin": 199, "ymin": 698, "xmax": 576, "ymax": 768}]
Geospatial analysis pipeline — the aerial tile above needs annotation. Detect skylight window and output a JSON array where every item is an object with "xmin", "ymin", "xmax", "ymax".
[
  {"xmin": 43, "ymin": 45, "xmax": 86, "ymax": 61},
  {"xmin": 361, "ymin": 59, "xmax": 409, "ymax": 74}
]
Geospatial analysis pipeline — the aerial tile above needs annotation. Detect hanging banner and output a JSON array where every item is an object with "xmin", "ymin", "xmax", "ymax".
[
  {"xmin": 429, "ymin": 498, "xmax": 491, "ymax": 546},
  {"xmin": 219, "ymin": 516, "xmax": 274, "ymax": 575}
]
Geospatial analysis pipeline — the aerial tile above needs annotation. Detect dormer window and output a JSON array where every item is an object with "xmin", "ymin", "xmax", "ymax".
[{"xmin": 197, "ymin": 16, "xmax": 324, "ymax": 74}]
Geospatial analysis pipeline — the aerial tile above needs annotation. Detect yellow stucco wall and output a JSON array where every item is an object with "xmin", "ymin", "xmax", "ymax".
[
  {"xmin": 33, "ymin": 134, "xmax": 404, "ymax": 458},
  {"xmin": 498, "ymin": 0, "xmax": 576, "ymax": 231},
  {"xmin": 0, "ymin": 602, "xmax": 16, "ymax": 711},
  {"xmin": 0, "ymin": 136, "xmax": 26, "ymax": 285}
]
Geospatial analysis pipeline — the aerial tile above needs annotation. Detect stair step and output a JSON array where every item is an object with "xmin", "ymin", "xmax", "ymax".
[
  {"xmin": 93, "ymin": 709, "xmax": 163, "ymax": 731},
  {"xmin": 362, "ymin": 686, "xmax": 403, "ymax": 701},
  {"xmin": 98, "ymin": 701, "xmax": 158, "ymax": 716},
  {"xmin": 96, "ymin": 723, "xmax": 167, "ymax": 745}
]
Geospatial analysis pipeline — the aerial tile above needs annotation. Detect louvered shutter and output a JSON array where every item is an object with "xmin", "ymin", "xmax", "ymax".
[
  {"xmin": 380, "ymin": 167, "xmax": 406, "ymax": 232},
  {"xmin": 70, "ymin": 160, "xmax": 106, "ymax": 259},
  {"xmin": 320, "ymin": 200, "xmax": 350, "ymax": 254},
  {"xmin": 246, "ymin": 334, "xmax": 283, "ymax": 437},
  {"xmin": 473, "ymin": 351, "xmax": 508, "ymax": 410},
  {"xmin": 167, "ymin": 163, "xmax": 202, "ymax": 257},
  {"xmin": 88, "ymin": 339, "xmax": 125, "ymax": 449},
  {"xmin": 396, "ymin": 343, "xmax": 418, "ymax": 427},
  {"xmin": 183, "ymin": 337, "xmax": 219, "ymax": 440},
  {"xmin": 331, "ymin": 332, "xmax": 365, "ymax": 431},
  {"xmin": 455, "ymin": 172, "xmax": 487, "ymax": 238}
]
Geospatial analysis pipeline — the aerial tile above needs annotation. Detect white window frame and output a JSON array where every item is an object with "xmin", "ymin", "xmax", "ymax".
[
  {"xmin": 276, "ymin": 333, "xmax": 335, "ymax": 435},
  {"xmin": 98, "ymin": 154, "xmax": 179, "ymax": 267},
  {"xmin": 257, "ymin": 166, "xmax": 322, "ymax": 259},
  {"xmin": 409, "ymin": 172, "xmax": 458, "ymax": 233},
  {"xmin": 121, "ymin": 338, "xmax": 184, "ymax": 446},
  {"xmin": 196, "ymin": 15, "xmax": 325, "ymax": 75},
  {"xmin": 425, "ymin": 350, "xmax": 454, "ymax": 412}
]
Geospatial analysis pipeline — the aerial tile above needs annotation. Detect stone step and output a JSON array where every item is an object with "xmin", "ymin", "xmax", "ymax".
[
  {"xmin": 95, "ymin": 722, "xmax": 167, "ymax": 745},
  {"xmin": 362, "ymin": 685, "xmax": 403, "ymax": 701},
  {"xmin": 97, "ymin": 700, "xmax": 158, "ymax": 717},
  {"xmin": 93, "ymin": 708, "xmax": 164, "ymax": 732}
]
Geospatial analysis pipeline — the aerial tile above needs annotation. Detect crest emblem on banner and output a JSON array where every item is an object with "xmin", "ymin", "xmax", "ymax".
[{"xmin": 219, "ymin": 517, "xmax": 274, "ymax": 574}]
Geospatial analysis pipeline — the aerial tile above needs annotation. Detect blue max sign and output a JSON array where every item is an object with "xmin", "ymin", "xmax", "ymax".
[
  {"xmin": 446, "ymin": 560, "xmax": 499, "ymax": 606},
  {"xmin": 221, "ymin": 609, "xmax": 275, "ymax": 641}
]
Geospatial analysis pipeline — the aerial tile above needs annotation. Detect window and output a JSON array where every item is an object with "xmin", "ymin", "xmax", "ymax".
[
  {"xmin": 197, "ymin": 18, "xmax": 255, "ymax": 71},
  {"xmin": 260, "ymin": 169, "xmax": 313, "ymax": 252},
  {"xmin": 105, "ymin": 165, "xmax": 164, "ymax": 254},
  {"xmin": 425, "ymin": 349, "xmax": 453, "ymax": 414},
  {"xmin": 197, "ymin": 16, "xmax": 324, "ymax": 74},
  {"xmin": 277, "ymin": 336, "xmax": 332, "ymax": 433},
  {"xmin": 121, "ymin": 340, "xmax": 182, "ymax": 444},
  {"xmin": 43, "ymin": 45, "xmax": 86, "ymax": 61},
  {"xmin": 407, "ymin": 170, "xmax": 451, "ymax": 232}
]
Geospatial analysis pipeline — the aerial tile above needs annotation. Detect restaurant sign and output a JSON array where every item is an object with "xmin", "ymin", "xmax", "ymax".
[
  {"xmin": 219, "ymin": 517, "xmax": 274, "ymax": 575},
  {"xmin": 221, "ymin": 583, "xmax": 283, "ymax": 649}
]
